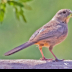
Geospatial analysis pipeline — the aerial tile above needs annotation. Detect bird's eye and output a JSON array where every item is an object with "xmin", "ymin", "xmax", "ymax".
[{"xmin": 63, "ymin": 11, "xmax": 66, "ymax": 14}]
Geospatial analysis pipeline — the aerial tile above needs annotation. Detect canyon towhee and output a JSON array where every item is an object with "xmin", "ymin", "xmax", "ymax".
[{"xmin": 4, "ymin": 9, "xmax": 72, "ymax": 62}]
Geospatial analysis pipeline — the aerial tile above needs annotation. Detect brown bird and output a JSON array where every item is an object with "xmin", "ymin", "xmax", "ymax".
[{"xmin": 4, "ymin": 9, "xmax": 72, "ymax": 62}]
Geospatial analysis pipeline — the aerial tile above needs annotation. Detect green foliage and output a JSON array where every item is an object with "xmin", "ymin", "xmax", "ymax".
[
  {"xmin": 7, "ymin": 1, "xmax": 24, "ymax": 7},
  {"xmin": 0, "ymin": 0, "xmax": 32, "ymax": 23},
  {"xmin": 19, "ymin": 0, "xmax": 33, "ymax": 3},
  {"xmin": 0, "ymin": 3, "xmax": 6, "ymax": 23}
]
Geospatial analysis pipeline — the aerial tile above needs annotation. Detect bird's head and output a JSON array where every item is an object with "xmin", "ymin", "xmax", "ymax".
[{"xmin": 52, "ymin": 9, "xmax": 72, "ymax": 23}]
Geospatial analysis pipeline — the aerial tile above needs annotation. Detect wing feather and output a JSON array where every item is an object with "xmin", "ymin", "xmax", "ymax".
[{"xmin": 29, "ymin": 22, "xmax": 67, "ymax": 42}]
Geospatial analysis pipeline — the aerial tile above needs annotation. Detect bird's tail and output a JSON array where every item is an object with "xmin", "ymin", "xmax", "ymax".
[{"xmin": 4, "ymin": 41, "xmax": 34, "ymax": 56}]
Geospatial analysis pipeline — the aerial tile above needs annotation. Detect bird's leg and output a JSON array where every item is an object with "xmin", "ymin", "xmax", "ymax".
[
  {"xmin": 39, "ymin": 46, "xmax": 53, "ymax": 61},
  {"xmin": 49, "ymin": 46, "xmax": 64, "ymax": 62},
  {"xmin": 39, "ymin": 48, "xmax": 45, "ymax": 60}
]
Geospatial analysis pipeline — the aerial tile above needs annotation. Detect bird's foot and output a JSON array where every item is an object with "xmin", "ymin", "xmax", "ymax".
[
  {"xmin": 53, "ymin": 58, "xmax": 64, "ymax": 62},
  {"xmin": 40, "ymin": 57, "xmax": 53, "ymax": 61}
]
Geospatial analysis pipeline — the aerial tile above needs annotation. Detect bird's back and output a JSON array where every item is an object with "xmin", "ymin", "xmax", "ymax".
[{"xmin": 29, "ymin": 20, "xmax": 68, "ymax": 47}]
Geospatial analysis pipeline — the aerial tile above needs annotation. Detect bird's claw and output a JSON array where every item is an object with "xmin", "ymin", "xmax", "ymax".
[
  {"xmin": 40, "ymin": 57, "xmax": 53, "ymax": 61},
  {"xmin": 53, "ymin": 58, "xmax": 64, "ymax": 62}
]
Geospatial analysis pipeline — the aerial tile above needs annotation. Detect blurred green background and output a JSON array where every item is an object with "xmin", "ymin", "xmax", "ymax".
[{"xmin": 0, "ymin": 0, "xmax": 72, "ymax": 60}]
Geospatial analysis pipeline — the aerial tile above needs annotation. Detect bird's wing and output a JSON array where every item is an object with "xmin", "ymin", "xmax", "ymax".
[
  {"xmin": 29, "ymin": 22, "xmax": 66, "ymax": 42},
  {"xmin": 29, "ymin": 27, "xmax": 42, "ymax": 41}
]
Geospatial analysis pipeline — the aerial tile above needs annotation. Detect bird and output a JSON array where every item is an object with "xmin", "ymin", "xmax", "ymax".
[{"xmin": 4, "ymin": 9, "xmax": 72, "ymax": 62}]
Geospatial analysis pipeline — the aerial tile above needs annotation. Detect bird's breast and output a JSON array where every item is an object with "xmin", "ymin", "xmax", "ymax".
[{"xmin": 55, "ymin": 24, "xmax": 68, "ymax": 45}]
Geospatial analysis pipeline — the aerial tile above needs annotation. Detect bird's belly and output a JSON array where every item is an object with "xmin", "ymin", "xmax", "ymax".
[
  {"xmin": 35, "ymin": 40, "xmax": 50, "ymax": 47},
  {"xmin": 35, "ymin": 32, "xmax": 68, "ymax": 47},
  {"xmin": 55, "ymin": 33, "xmax": 68, "ymax": 45}
]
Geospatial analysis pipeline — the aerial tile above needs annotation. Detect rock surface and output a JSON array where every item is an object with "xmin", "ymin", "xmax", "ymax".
[{"xmin": 0, "ymin": 59, "xmax": 72, "ymax": 69}]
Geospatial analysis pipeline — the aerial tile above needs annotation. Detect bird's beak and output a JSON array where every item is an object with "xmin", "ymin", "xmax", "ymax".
[
  {"xmin": 70, "ymin": 10, "xmax": 72, "ymax": 16},
  {"xmin": 67, "ymin": 10, "xmax": 72, "ymax": 18},
  {"xmin": 66, "ymin": 10, "xmax": 72, "ymax": 23}
]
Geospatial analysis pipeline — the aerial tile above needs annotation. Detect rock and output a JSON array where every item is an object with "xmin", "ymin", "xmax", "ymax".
[{"xmin": 0, "ymin": 59, "xmax": 72, "ymax": 69}]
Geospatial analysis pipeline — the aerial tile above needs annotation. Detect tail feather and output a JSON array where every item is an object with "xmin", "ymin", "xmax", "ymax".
[{"xmin": 4, "ymin": 41, "xmax": 34, "ymax": 56}]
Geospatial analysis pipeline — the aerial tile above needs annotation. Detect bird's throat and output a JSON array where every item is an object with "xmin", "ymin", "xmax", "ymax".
[{"xmin": 66, "ymin": 15, "xmax": 72, "ymax": 23}]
